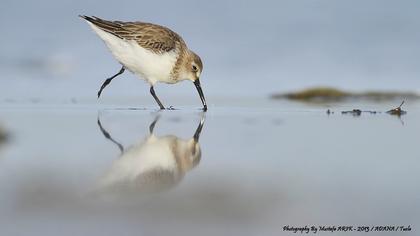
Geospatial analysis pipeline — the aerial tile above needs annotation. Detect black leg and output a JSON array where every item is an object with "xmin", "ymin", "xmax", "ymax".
[
  {"xmin": 150, "ymin": 86, "xmax": 165, "ymax": 110},
  {"xmin": 97, "ymin": 66, "xmax": 125, "ymax": 98}
]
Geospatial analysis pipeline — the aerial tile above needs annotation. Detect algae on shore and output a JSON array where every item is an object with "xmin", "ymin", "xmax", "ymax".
[
  {"xmin": 386, "ymin": 101, "xmax": 407, "ymax": 116},
  {"xmin": 271, "ymin": 87, "xmax": 420, "ymax": 102}
]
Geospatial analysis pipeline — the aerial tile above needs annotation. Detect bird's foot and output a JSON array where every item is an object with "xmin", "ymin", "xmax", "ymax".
[{"xmin": 166, "ymin": 106, "xmax": 176, "ymax": 110}]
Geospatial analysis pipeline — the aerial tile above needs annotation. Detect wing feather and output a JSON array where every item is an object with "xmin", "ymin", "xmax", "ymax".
[{"xmin": 80, "ymin": 15, "xmax": 184, "ymax": 54}]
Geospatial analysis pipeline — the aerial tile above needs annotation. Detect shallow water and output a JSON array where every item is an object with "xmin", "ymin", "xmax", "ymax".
[{"xmin": 0, "ymin": 100, "xmax": 419, "ymax": 235}]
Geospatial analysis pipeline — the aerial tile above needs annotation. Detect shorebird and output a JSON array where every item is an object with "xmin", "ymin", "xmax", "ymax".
[
  {"xmin": 96, "ymin": 114, "xmax": 205, "ymax": 195},
  {"xmin": 80, "ymin": 16, "xmax": 207, "ymax": 111}
]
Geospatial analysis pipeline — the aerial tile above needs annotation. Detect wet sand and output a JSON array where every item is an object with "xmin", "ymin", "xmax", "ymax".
[{"xmin": 0, "ymin": 100, "xmax": 419, "ymax": 235}]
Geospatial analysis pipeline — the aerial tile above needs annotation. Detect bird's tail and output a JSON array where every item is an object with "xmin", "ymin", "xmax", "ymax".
[{"xmin": 78, "ymin": 15, "xmax": 120, "ymax": 34}]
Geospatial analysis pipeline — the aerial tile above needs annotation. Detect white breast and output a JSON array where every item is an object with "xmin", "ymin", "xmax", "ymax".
[{"xmin": 87, "ymin": 22, "xmax": 178, "ymax": 85}]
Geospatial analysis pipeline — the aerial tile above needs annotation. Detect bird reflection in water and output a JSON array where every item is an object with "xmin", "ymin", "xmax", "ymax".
[{"xmin": 96, "ymin": 113, "xmax": 205, "ymax": 197}]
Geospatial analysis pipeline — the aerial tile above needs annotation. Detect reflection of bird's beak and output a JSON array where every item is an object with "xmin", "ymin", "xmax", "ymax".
[
  {"xmin": 193, "ymin": 115, "xmax": 205, "ymax": 142},
  {"xmin": 194, "ymin": 79, "xmax": 207, "ymax": 111}
]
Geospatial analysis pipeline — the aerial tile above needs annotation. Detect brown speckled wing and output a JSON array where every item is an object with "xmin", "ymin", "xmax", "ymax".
[{"xmin": 80, "ymin": 15, "xmax": 185, "ymax": 54}]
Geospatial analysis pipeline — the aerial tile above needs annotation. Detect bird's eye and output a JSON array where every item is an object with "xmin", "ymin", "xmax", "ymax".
[{"xmin": 192, "ymin": 65, "xmax": 198, "ymax": 72}]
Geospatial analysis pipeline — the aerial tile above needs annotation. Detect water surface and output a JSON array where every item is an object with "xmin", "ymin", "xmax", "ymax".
[{"xmin": 0, "ymin": 100, "xmax": 419, "ymax": 235}]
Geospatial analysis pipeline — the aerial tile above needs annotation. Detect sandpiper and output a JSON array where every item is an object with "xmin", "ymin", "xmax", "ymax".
[{"xmin": 80, "ymin": 16, "xmax": 207, "ymax": 111}]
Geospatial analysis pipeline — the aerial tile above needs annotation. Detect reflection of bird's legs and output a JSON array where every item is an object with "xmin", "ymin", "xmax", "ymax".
[
  {"xmin": 97, "ymin": 116, "xmax": 124, "ymax": 153},
  {"xmin": 193, "ymin": 112, "xmax": 206, "ymax": 142},
  {"xmin": 149, "ymin": 115, "xmax": 161, "ymax": 134}
]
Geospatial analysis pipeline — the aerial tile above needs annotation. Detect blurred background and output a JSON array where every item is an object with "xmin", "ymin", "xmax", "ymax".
[
  {"xmin": 1, "ymin": 0, "xmax": 419, "ymax": 103},
  {"xmin": 1, "ymin": 1, "xmax": 420, "ymax": 235}
]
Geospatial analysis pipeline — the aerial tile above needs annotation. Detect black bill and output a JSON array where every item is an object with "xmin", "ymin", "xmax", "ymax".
[{"xmin": 194, "ymin": 79, "xmax": 207, "ymax": 111}]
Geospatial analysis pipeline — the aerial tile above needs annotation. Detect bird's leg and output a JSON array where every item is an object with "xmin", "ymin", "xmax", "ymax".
[
  {"xmin": 150, "ymin": 86, "xmax": 165, "ymax": 110},
  {"xmin": 97, "ymin": 66, "xmax": 125, "ymax": 98}
]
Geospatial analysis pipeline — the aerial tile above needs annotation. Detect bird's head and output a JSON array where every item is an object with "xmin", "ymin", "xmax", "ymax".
[
  {"xmin": 182, "ymin": 50, "xmax": 207, "ymax": 111},
  {"xmin": 182, "ymin": 138, "xmax": 202, "ymax": 171},
  {"xmin": 183, "ymin": 50, "xmax": 203, "ymax": 82}
]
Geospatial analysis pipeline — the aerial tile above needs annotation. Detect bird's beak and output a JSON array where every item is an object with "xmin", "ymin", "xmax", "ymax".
[{"xmin": 194, "ymin": 79, "xmax": 207, "ymax": 111}]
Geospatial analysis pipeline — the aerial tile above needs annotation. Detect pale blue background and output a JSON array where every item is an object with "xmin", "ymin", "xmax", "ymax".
[{"xmin": 1, "ymin": 0, "xmax": 419, "ymax": 102}]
